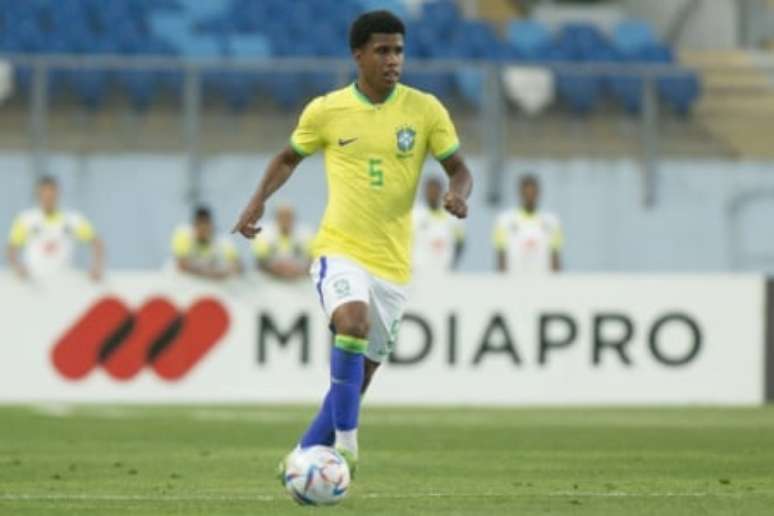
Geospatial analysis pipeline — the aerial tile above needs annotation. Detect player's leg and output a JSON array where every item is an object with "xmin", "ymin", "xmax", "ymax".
[
  {"xmin": 299, "ymin": 257, "xmax": 369, "ymax": 458},
  {"xmin": 327, "ymin": 300, "xmax": 369, "ymax": 463}
]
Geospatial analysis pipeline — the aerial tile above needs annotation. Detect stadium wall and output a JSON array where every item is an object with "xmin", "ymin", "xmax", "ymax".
[
  {"xmin": 0, "ymin": 271, "xmax": 767, "ymax": 405},
  {"xmin": 2, "ymin": 153, "xmax": 774, "ymax": 274}
]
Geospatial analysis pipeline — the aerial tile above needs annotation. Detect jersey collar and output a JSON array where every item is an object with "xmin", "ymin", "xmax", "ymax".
[
  {"xmin": 39, "ymin": 209, "xmax": 63, "ymax": 224},
  {"xmin": 352, "ymin": 81, "xmax": 399, "ymax": 108},
  {"xmin": 518, "ymin": 208, "xmax": 538, "ymax": 220}
]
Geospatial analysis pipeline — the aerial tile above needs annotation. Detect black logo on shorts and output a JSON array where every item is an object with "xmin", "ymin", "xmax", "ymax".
[{"xmin": 338, "ymin": 138, "xmax": 358, "ymax": 147}]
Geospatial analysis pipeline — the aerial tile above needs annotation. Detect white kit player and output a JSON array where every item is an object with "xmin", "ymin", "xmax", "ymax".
[
  {"xmin": 493, "ymin": 174, "xmax": 562, "ymax": 274},
  {"xmin": 412, "ymin": 176, "xmax": 465, "ymax": 274},
  {"xmin": 6, "ymin": 176, "xmax": 104, "ymax": 281}
]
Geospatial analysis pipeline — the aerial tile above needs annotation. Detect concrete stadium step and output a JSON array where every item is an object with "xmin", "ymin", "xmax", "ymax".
[{"xmin": 681, "ymin": 49, "xmax": 774, "ymax": 158}]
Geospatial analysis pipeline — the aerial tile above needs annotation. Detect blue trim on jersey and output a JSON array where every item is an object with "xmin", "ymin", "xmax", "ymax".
[{"xmin": 316, "ymin": 256, "xmax": 328, "ymax": 308}]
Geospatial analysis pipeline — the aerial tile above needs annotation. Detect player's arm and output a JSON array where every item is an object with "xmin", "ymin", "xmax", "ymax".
[
  {"xmin": 6, "ymin": 216, "xmax": 29, "ymax": 279},
  {"xmin": 232, "ymin": 147, "xmax": 304, "ymax": 239},
  {"xmin": 234, "ymin": 96, "xmax": 323, "ymax": 239},
  {"xmin": 439, "ymin": 153, "xmax": 472, "ymax": 219}
]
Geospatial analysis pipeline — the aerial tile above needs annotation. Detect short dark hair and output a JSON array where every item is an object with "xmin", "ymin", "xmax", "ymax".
[
  {"xmin": 349, "ymin": 10, "xmax": 405, "ymax": 50},
  {"xmin": 519, "ymin": 174, "xmax": 539, "ymax": 189},
  {"xmin": 37, "ymin": 175, "xmax": 58, "ymax": 188},
  {"xmin": 193, "ymin": 205, "xmax": 212, "ymax": 222}
]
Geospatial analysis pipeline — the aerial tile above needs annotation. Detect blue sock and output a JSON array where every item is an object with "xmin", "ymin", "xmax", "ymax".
[
  {"xmin": 299, "ymin": 390, "xmax": 335, "ymax": 447},
  {"xmin": 330, "ymin": 335, "xmax": 366, "ymax": 432}
]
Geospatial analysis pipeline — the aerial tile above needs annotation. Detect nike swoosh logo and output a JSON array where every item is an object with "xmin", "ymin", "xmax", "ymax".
[{"xmin": 338, "ymin": 138, "xmax": 358, "ymax": 146}]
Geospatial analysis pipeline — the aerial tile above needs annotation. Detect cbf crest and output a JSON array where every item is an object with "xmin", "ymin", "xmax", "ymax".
[{"xmin": 396, "ymin": 125, "xmax": 416, "ymax": 155}]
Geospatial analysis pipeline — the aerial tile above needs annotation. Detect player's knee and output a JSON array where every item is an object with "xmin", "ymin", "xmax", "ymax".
[
  {"xmin": 336, "ymin": 318, "xmax": 370, "ymax": 339},
  {"xmin": 332, "ymin": 302, "xmax": 370, "ymax": 339}
]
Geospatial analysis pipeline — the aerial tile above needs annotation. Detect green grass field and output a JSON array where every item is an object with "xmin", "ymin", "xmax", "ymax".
[{"xmin": 1, "ymin": 405, "xmax": 774, "ymax": 515}]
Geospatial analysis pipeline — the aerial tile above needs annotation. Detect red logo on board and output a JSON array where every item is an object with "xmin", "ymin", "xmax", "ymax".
[{"xmin": 51, "ymin": 297, "xmax": 229, "ymax": 381}]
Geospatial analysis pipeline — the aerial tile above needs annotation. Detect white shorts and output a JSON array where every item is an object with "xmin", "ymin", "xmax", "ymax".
[{"xmin": 310, "ymin": 255, "xmax": 409, "ymax": 363}]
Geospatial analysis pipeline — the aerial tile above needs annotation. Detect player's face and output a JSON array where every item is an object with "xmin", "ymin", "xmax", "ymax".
[
  {"xmin": 277, "ymin": 208, "xmax": 294, "ymax": 235},
  {"xmin": 355, "ymin": 33, "xmax": 404, "ymax": 91},
  {"xmin": 425, "ymin": 180, "xmax": 442, "ymax": 208},
  {"xmin": 37, "ymin": 183, "xmax": 59, "ymax": 213},
  {"xmin": 521, "ymin": 183, "xmax": 539, "ymax": 210},
  {"xmin": 194, "ymin": 219, "xmax": 213, "ymax": 242}
]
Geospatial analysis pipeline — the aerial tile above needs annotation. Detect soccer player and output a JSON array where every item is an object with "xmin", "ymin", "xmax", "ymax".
[
  {"xmin": 412, "ymin": 176, "xmax": 465, "ymax": 274},
  {"xmin": 232, "ymin": 11, "xmax": 473, "ymax": 477},
  {"xmin": 251, "ymin": 204, "xmax": 312, "ymax": 281},
  {"xmin": 6, "ymin": 175, "xmax": 103, "ymax": 281},
  {"xmin": 493, "ymin": 174, "xmax": 562, "ymax": 274},
  {"xmin": 171, "ymin": 206, "xmax": 242, "ymax": 280}
]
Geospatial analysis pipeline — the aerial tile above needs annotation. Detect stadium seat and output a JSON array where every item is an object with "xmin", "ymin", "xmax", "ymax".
[
  {"xmin": 505, "ymin": 19, "xmax": 552, "ymax": 61},
  {"xmin": 218, "ymin": 35, "xmax": 271, "ymax": 111},
  {"xmin": 658, "ymin": 69, "xmax": 700, "ymax": 115},
  {"xmin": 359, "ymin": 0, "xmax": 409, "ymax": 21},
  {"xmin": 613, "ymin": 19, "xmax": 658, "ymax": 57},
  {"xmin": 555, "ymin": 72, "xmax": 601, "ymax": 114},
  {"xmin": 455, "ymin": 67, "xmax": 484, "ymax": 109}
]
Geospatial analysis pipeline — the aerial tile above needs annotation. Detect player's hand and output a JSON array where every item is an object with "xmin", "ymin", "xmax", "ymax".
[
  {"xmin": 232, "ymin": 200, "xmax": 265, "ymax": 239},
  {"xmin": 443, "ymin": 191, "xmax": 468, "ymax": 219}
]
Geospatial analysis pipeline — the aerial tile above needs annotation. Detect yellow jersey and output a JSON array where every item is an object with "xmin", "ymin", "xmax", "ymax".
[{"xmin": 290, "ymin": 82, "xmax": 460, "ymax": 283}]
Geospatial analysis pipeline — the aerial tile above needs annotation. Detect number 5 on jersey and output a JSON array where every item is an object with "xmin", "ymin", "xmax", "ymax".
[{"xmin": 368, "ymin": 159, "xmax": 384, "ymax": 189}]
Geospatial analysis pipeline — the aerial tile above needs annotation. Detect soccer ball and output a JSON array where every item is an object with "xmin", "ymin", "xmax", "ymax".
[{"xmin": 282, "ymin": 446, "xmax": 351, "ymax": 506}]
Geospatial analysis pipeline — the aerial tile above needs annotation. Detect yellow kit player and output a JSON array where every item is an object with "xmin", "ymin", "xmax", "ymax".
[{"xmin": 232, "ymin": 10, "xmax": 473, "ymax": 479}]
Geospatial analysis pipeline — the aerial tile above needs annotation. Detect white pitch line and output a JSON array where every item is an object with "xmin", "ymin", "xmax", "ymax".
[{"xmin": 0, "ymin": 491, "xmax": 767, "ymax": 503}]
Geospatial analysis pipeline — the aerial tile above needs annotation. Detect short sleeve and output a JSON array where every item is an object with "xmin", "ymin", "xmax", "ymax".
[
  {"xmin": 8, "ymin": 215, "xmax": 28, "ymax": 247},
  {"xmin": 289, "ymin": 97, "xmax": 325, "ymax": 157},
  {"xmin": 427, "ymin": 95, "xmax": 460, "ymax": 161},
  {"xmin": 492, "ymin": 215, "xmax": 507, "ymax": 251},
  {"xmin": 171, "ymin": 228, "xmax": 192, "ymax": 258},
  {"xmin": 70, "ymin": 213, "xmax": 96, "ymax": 242}
]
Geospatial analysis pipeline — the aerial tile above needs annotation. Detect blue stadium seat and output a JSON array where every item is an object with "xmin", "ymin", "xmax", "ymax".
[
  {"xmin": 455, "ymin": 67, "xmax": 484, "ymax": 109},
  {"xmin": 658, "ymin": 69, "xmax": 700, "ymax": 115},
  {"xmin": 421, "ymin": 0, "xmax": 460, "ymax": 37},
  {"xmin": 358, "ymin": 0, "xmax": 409, "ymax": 21},
  {"xmin": 505, "ymin": 19, "xmax": 552, "ymax": 61},
  {"xmin": 218, "ymin": 34, "xmax": 271, "ymax": 111},
  {"xmin": 555, "ymin": 73, "xmax": 602, "ymax": 114},
  {"xmin": 177, "ymin": 0, "xmax": 229, "ymax": 19},
  {"xmin": 613, "ymin": 19, "xmax": 657, "ymax": 57},
  {"xmin": 150, "ymin": 13, "xmax": 193, "ymax": 51}
]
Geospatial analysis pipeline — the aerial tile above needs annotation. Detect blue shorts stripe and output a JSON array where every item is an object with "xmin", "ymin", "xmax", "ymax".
[{"xmin": 315, "ymin": 256, "xmax": 327, "ymax": 308}]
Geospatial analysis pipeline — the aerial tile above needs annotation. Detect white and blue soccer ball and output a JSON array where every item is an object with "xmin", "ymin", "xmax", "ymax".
[{"xmin": 282, "ymin": 446, "xmax": 351, "ymax": 506}]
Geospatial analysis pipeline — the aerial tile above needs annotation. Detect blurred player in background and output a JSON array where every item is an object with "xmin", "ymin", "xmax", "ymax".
[
  {"xmin": 412, "ymin": 176, "xmax": 465, "ymax": 274},
  {"xmin": 171, "ymin": 206, "xmax": 241, "ymax": 280},
  {"xmin": 232, "ymin": 10, "xmax": 473, "ymax": 478},
  {"xmin": 251, "ymin": 204, "xmax": 312, "ymax": 281},
  {"xmin": 494, "ymin": 174, "xmax": 562, "ymax": 274},
  {"xmin": 6, "ymin": 175, "xmax": 103, "ymax": 281}
]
